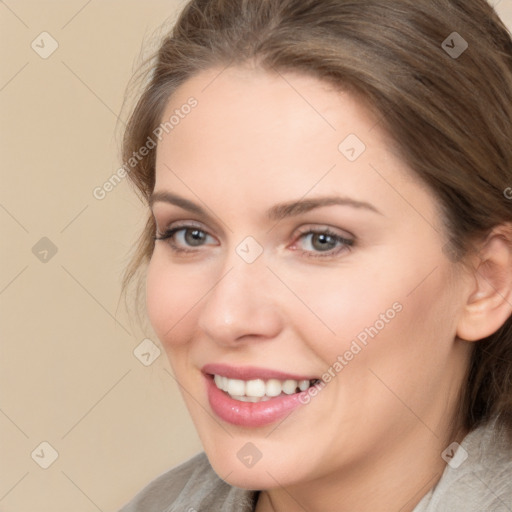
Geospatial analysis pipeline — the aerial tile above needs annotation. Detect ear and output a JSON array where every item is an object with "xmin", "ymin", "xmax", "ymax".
[{"xmin": 457, "ymin": 224, "xmax": 512, "ymax": 342}]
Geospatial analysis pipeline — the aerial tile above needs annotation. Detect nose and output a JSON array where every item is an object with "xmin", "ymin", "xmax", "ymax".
[{"xmin": 197, "ymin": 261, "xmax": 284, "ymax": 347}]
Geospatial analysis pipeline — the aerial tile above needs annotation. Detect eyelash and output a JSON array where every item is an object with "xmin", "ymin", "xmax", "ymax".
[{"xmin": 153, "ymin": 224, "xmax": 354, "ymax": 258}]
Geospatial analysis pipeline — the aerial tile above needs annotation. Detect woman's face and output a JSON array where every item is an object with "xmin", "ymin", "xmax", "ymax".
[{"xmin": 146, "ymin": 66, "xmax": 472, "ymax": 489}]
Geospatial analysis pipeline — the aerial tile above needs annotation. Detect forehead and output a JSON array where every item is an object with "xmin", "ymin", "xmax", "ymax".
[
  {"xmin": 153, "ymin": 66, "xmax": 434, "ymax": 221},
  {"xmin": 156, "ymin": 65, "xmax": 378, "ymax": 167}
]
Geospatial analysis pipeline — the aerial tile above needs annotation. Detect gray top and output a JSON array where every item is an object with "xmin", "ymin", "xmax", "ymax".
[{"xmin": 119, "ymin": 422, "xmax": 512, "ymax": 511}]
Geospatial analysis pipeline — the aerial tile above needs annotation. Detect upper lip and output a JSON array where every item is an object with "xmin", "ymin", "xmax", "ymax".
[{"xmin": 202, "ymin": 363, "xmax": 317, "ymax": 381}]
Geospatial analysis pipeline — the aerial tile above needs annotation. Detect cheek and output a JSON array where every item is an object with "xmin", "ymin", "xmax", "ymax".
[
  {"xmin": 284, "ymin": 254, "xmax": 457, "ymax": 368},
  {"xmin": 343, "ymin": 262, "xmax": 460, "ymax": 388},
  {"xmin": 278, "ymin": 262, "xmax": 404, "ymax": 354},
  {"xmin": 146, "ymin": 253, "xmax": 207, "ymax": 347}
]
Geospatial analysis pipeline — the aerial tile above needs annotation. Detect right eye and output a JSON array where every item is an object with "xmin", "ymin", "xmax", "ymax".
[{"xmin": 154, "ymin": 225, "xmax": 219, "ymax": 253}]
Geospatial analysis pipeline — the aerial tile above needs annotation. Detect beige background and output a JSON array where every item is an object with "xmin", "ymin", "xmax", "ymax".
[{"xmin": 1, "ymin": 1, "xmax": 511, "ymax": 510}]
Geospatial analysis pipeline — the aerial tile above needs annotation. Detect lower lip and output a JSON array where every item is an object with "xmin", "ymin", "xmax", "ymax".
[{"xmin": 205, "ymin": 375, "xmax": 308, "ymax": 427}]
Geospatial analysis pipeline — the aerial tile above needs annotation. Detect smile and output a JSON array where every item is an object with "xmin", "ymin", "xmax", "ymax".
[
  {"xmin": 202, "ymin": 364, "xmax": 321, "ymax": 427},
  {"xmin": 213, "ymin": 375, "xmax": 319, "ymax": 402}
]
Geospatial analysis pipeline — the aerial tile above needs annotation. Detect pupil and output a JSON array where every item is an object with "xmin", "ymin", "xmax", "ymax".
[
  {"xmin": 186, "ymin": 229, "xmax": 206, "ymax": 246},
  {"xmin": 312, "ymin": 233, "xmax": 335, "ymax": 251}
]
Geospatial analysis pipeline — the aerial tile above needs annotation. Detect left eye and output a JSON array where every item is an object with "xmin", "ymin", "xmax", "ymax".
[
  {"xmin": 297, "ymin": 230, "xmax": 353, "ymax": 254},
  {"xmin": 176, "ymin": 228, "xmax": 211, "ymax": 247}
]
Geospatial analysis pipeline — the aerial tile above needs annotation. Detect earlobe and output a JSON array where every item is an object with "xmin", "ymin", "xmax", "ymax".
[{"xmin": 456, "ymin": 225, "xmax": 512, "ymax": 342}]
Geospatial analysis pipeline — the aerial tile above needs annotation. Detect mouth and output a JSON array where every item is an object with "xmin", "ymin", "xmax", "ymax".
[
  {"xmin": 202, "ymin": 364, "xmax": 321, "ymax": 427},
  {"xmin": 212, "ymin": 374, "xmax": 320, "ymax": 402}
]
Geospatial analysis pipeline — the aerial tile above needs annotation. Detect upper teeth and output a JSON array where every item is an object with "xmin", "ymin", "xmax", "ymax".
[{"xmin": 214, "ymin": 374, "xmax": 314, "ymax": 401}]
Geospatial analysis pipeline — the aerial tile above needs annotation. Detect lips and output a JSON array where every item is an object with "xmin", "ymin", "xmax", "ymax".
[
  {"xmin": 202, "ymin": 363, "xmax": 318, "ymax": 382},
  {"xmin": 202, "ymin": 363, "xmax": 319, "ymax": 427}
]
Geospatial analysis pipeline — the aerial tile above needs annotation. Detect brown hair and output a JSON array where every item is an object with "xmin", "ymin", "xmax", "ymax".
[{"xmin": 121, "ymin": 0, "xmax": 512, "ymax": 439}]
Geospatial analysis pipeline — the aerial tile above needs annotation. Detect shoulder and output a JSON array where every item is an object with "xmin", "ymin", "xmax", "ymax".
[
  {"xmin": 118, "ymin": 452, "xmax": 256, "ymax": 512},
  {"xmin": 415, "ymin": 422, "xmax": 512, "ymax": 512}
]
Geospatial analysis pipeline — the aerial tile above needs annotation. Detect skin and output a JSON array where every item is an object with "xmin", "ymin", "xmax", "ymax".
[{"xmin": 146, "ymin": 65, "xmax": 477, "ymax": 512}]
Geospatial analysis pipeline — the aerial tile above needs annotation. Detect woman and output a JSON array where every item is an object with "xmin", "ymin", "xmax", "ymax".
[{"xmin": 119, "ymin": 0, "xmax": 512, "ymax": 510}]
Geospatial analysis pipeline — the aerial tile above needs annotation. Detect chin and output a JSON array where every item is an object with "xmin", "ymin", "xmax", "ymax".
[{"xmin": 203, "ymin": 440, "xmax": 302, "ymax": 490}]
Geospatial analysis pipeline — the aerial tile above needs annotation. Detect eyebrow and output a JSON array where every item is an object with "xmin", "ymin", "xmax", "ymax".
[
  {"xmin": 267, "ymin": 196, "xmax": 382, "ymax": 220},
  {"xmin": 149, "ymin": 191, "xmax": 382, "ymax": 220}
]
